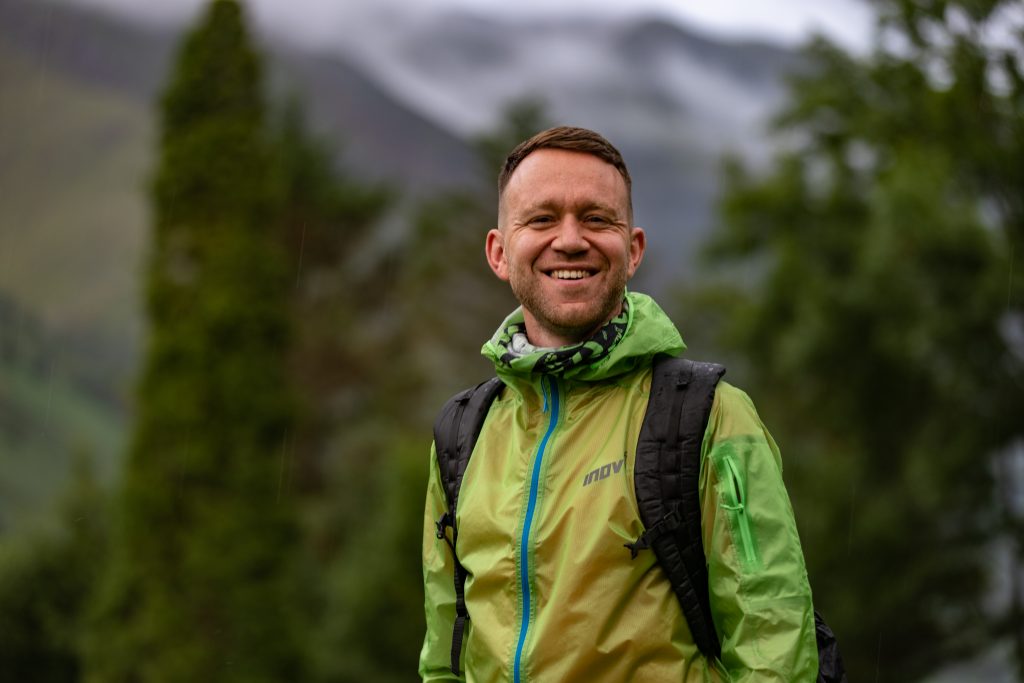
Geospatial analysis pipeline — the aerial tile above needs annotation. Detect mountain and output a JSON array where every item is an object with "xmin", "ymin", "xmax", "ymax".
[
  {"xmin": 0, "ymin": 0, "xmax": 484, "ymax": 398},
  {"xmin": 0, "ymin": 0, "xmax": 484, "ymax": 527},
  {"xmin": 0, "ymin": 0, "xmax": 801, "ymax": 527},
  {"xmin": 322, "ymin": 7, "xmax": 802, "ymax": 286},
  {"xmin": 0, "ymin": 0, "xmax": 803, "ymax": 350}
]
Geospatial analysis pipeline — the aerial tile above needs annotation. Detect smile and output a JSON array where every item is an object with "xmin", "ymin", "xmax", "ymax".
[{"xmin": 548, "ymin": 269, "xmax": 594, "ymax": 280}]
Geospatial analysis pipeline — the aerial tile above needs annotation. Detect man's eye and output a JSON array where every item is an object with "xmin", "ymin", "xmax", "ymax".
[
  {"xmin": 529, "ymin": 216, "xmax": 553, "ymax": 225},
  {"xmin": 586, "ymin": 215, "xmax": 611, "ymax": 225}
]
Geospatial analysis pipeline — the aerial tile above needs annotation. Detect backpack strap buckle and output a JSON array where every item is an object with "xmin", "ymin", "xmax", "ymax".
[
  {"xmin": 625, "ymin": 509, "xmax": 682, "ymax": 559},
  {"xmin": 435, "ymin": 512, "xmax": 457, "ymax": 554}
]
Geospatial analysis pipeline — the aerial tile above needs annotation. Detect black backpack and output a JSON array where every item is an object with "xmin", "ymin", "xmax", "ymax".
[{"xmin": 432, "ymin": 355, "xmax": 847, "ymax": 682}]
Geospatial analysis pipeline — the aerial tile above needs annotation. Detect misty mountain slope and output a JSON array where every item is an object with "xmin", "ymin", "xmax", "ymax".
[
  {"xmin": 0, "ymin": 0, "xmax": 802, "ymax": 529},
  {"xmin": 0, "ymin": 37, "xmax": 151, "ymax": 363},
  {"xmin": 0, "ymin": 0, "xmax": 485, "ymax": 530},
  {"xmin": 0, "ymin": 0, "xmax": 806, "ymax": 338},
  {"xmin": 336, "ymin": 10, "xmax": 799, "ymax": 148},
  {"xmin": 268, "ymin": 48, "xmax": 480, "ymax": 195},
  {"xmin": 0, "ymin": 0, "xmax": 485, "ymax": 367},
  {"xmin": 326, "ymin": 9, "xmax": 803, "ymax": 287},
  {"xmin": 0, "ymin": 0, "xmax": 176, "ymax": 98},
  {"xmin": 0, "ymin": 0, "xmax": 482, "ymax": 190}
]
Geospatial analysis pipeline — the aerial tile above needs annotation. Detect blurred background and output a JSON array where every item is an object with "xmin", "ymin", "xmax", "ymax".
[{"xmin": 0, "ymin": 0, "xmax": 1021, "ymax": 680}]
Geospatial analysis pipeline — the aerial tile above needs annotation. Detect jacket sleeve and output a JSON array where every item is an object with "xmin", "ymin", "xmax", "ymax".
[
  {"xmin": 419, "ymin": 444, "xmax": 465, "ymax": 682},
  {"xmin": 699, "ymin": 383, "xmax": 818, "ymax": 682}
]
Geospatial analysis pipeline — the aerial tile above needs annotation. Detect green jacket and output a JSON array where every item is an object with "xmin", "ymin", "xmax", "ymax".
[{"xmin": 420, "ymin": 293, "xmax": 818, "ymax": 682}]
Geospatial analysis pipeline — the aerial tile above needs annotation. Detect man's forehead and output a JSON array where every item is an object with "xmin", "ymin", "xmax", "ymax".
[
  {"xmin": 509, "ymin": 148, "xmax": 619, "ymax": 179},
  {"xmin": 509, "ymin": 195, "xmax": 623, "ymax": 216},
  {"xmin": 503, "ymin": 149, "xmax": 628, "ymax": 200}
]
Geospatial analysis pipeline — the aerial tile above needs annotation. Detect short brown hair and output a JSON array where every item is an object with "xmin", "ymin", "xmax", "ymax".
[{"xmin": 498, "ymin": 126, "xmax": 633, "ymax": 220}]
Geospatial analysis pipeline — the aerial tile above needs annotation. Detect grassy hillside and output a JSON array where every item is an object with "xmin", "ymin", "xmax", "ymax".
[
  {"xmin": 0, "ymin": 2, "xmax": 155, "ymax": 531},
  {"xmin": 0, "ymin": 38, "xmax": 151, "ymax": 382},
  {"xmin": 0, "ymin": 360, "xmax": 124, "ymax": 532},
  {"xmin": 0, "ymin": 291, "xmax": 124, "ymax": 531},
  {"xmin": 0, "ymin": 0, "xmax": 481, "ymax": 389},
  {"xmin": 0, "ymin": 0, "xmax": 485, "ymax": 535},
  {"xmin": 0, "ymin": 26, "xmax": 146, "ymax": 531}
]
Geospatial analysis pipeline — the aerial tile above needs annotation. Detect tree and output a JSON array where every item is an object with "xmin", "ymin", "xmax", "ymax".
[
  {"xmin": 308, "ymin": 100, "xmax": 550, "ymax": 682},
  {"xmin": 83, "ymin": 1, "xmax": 302, "ymax": 679},
  {"xmin": 272, "ymin": 97, "xmax": 392, "ymax": 493},
  {"xmin": 0, "ymin": 455, "xmax": 108, "ymax": 682},
  {"xmin": 397, "ymin": 97, "xmax": 549, "ymax": 413},
  {"xmin": 690, "ymin": 1, "xmax": 1024, "ymax": 680}
]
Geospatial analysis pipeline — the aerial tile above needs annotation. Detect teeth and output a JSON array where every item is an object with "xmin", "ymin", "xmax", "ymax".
[{"xmin": 552, "ymin": 269, "xmax": 588, "ymax": 280}]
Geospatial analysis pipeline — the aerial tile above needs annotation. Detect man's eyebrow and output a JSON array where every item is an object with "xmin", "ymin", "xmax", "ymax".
[
  {"xmin": 513, "ymin": 199, "xmax": 623, "ymax": 217},
  {"xmin": 514, "ymin": 199, "xmax": 559, "ymax": 214},
  {"xmin": 579, "ymin": 201, "xmax": 622, "ymax": 216}
]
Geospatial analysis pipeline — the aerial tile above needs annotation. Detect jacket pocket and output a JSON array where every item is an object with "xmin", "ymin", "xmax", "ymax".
[{"xmin": 715, "ymin": 452, "xmax": 762, "ymax": 573}]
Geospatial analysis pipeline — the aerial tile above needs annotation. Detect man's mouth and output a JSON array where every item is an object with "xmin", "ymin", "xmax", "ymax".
[{"xmin": 548, "ymin": 269, "xmax": 593, "ymax": 280}]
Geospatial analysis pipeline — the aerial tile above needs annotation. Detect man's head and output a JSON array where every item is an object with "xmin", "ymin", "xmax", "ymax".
[
  {"xmin": 497, "ymin": 126, "xmax": 633, "ymax": 225},
  {"xmin": 486, "ymin": 126, "xmax": 646, "ymax": 348}
]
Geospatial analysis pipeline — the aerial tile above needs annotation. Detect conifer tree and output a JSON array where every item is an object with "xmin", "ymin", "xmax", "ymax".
[
  {"xmin": 84, "ymin": 1, "xmax": 301, "ymax": 680},
  {"xmin": 0, "ymin": 456, "xmax": 108, "ymax": 682},
  {"xmin": 309, "ymin": 101, "xmax": 550, "ymax": 682},
  {"xmin": 272, "ymin": 99, "xmax": 391, "ymax": 492},
  {"xmin": 690, "ymin": 1, "xmax": 1023, "ymax": 679}
]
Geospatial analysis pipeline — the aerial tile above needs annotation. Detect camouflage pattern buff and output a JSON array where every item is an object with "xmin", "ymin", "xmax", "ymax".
[{"xmin": 496, "ymin": 298, "xmax": 630, "ymax": 375}]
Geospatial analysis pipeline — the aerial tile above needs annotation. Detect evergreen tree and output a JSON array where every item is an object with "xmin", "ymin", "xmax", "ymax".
[
  {"xmin": 273, "ymin": 98, "xmax": 392, "ymax": 493},
  {"xmin": 0, "ymin": 455, "xmax": 108, "ymax": 682},
  {"xmin": 309, "ymin": 101, "xmax": 550, "ymax": 682},
  {"xmin": 398, "ymin": 98, "xmax": 549, "ymax": 412},
  {"xmin": 689, "ymin": 1, "xmax": 1023, "ymax": 679},
  {"xmin": 83, "ymin": 1, "xmax": 302, "ymax": 680}
]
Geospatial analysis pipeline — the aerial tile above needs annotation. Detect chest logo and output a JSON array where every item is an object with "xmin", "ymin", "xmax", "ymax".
[{"xmin": 582, "ymin": 458, "xmax": 625, "ymax": 487}]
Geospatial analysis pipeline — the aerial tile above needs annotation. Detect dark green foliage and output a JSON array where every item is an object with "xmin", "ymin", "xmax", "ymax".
[
  {"xmin": 304, "ymin": 100, "xmax": 551, "ymax": 682},
  {"xmin": 83, "ymin": 2, "xmax": 302, "ymax": 680},
  {"xmin": 691, "ymin": 1, "xmax": 1024, "ymax": 680},
  {"xmin": 0, "ymin": 457, "xmax": 108, "ymax": 682},
  {"xmin": 398, "ymin": 98, "xmax": 549, "ymax": 411},
  {"xmin": 312, "ymin": 438, "xmax": 428, "ymax": 682},
  {"xmin": 273, "ymin": 97, "xmax": 392, "ymax": 492}
]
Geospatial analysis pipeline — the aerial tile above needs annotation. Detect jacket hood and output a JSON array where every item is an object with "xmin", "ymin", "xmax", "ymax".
[{"xmin": 481, "ymin": 292, "xmax": 685, "ymax": 388}]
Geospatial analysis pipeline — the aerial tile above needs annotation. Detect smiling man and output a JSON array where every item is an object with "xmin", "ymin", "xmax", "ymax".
[
  {"xmin": 420, "ymin": 127, "xmax": 819, "ymax": 682},
  {"xmin": 487, "ymin": 144, "xmax": 643, "ymax": 348}
]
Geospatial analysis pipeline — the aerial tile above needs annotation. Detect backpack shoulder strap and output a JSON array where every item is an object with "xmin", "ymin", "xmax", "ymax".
[
  {"xmin": 433, "ymin": 377, "xmax": 504, "ymax": 510},
  {"xmin": 631, "ymin": 354, "xmax": 726, "ymax": 662},
  {"xmin": 431, "ymin": 377, "xmax": 504, "ymax": 676}
]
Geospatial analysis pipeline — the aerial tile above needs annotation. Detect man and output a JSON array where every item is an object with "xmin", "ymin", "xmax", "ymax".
[{"xmin": 420, "ymin": 127, "xmax": 817, "ymax": 682}]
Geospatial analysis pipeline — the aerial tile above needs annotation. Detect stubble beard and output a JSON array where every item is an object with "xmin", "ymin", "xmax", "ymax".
[{"xmin": 508, "ymin": 265, "xmax": 628, "ymax": 346}]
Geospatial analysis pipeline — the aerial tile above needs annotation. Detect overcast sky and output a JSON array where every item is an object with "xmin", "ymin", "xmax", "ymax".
[{"xmin": 68, "ymin": 0, "xmax": 877, "ymax": 53}]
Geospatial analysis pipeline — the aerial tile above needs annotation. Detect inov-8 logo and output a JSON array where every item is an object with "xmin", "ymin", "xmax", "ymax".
[{"xmin": 582, "ymin": 458, "xmax": 625, "ymax": 487}]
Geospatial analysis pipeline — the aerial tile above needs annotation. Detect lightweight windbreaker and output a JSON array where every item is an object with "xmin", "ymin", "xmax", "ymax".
[{"xmin": 420, "ymin": 293, "xmax": 818, "ymax": 682}]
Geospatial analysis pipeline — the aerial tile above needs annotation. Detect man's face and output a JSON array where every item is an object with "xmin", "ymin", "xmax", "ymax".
[{"xmin": 486, "ymin": 148, "xmax": 646, "ymax": 348}]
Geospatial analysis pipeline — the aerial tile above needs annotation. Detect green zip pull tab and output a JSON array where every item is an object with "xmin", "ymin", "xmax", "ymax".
[
  {"xmin": 724, "ymin": 455, "xmax": 761, "ymax": 571},
  {"xmin": 724, "ymin": 456, "xmax": 747, "ymax": 510}
]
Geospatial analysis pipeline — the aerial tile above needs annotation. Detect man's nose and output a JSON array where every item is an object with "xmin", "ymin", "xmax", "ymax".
[{"xmin": 552, "ymin": 216, "xmax": 588, "ymax": 253}]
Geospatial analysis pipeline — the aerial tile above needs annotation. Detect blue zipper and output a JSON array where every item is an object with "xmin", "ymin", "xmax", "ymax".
[{"xmin": 513, "ymin": 375, "xmax": 560, "ymax": 683}]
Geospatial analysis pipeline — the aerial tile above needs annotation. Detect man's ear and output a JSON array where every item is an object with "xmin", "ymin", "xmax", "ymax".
[
  {"xmin": 485, "ymin": 228, "xmax": 510, "ymax": 281},
  {"xmin": 627, "ymin": 227, "xmax": 646, "ymax": 278}
]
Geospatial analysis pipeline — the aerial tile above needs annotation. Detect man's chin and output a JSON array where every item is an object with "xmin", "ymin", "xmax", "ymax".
[{"xmin": 535, "ymin": 306, "xmax": 613, "ymax": 343}]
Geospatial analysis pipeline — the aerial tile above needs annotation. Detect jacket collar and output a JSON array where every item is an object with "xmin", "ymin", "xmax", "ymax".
[{"xmin": 481, "ymin": 292, "xmax": 686, "ymax": 394}]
